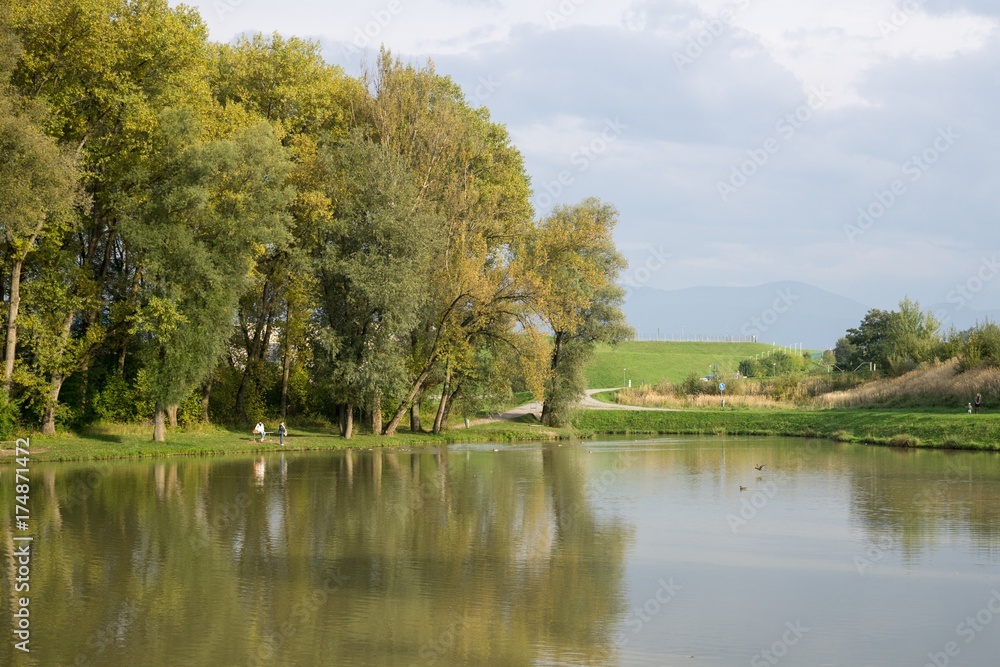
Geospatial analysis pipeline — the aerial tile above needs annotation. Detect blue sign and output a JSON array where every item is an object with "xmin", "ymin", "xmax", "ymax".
[{"xmin": 719, "ymin": 383, "xmax": 726, "ymax": 392}]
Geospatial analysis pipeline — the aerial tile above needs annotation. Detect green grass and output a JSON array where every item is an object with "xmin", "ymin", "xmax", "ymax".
[
  {"xmin": 1, "ymin": 417, "xmax": 575, "ymax": 463},
  {"xmin": 573, "ymin": 408, "xmax": 1000, "ymax": 451},
  {"xmin": 584, "ymin": 341, "xmax": 790, "ymax": 388}
]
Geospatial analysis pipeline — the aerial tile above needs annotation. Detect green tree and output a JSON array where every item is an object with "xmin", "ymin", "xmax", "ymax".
[
  {"xmin": 364, "ymin": 52, "xmax": 535, "ymax": 436},
  {"xmin": 958, "ymin": 320, "xmax": 1000, "ymax": 371},
  {"xmin": 210, "ymin": 32, "xmax": 355, "ymax": 420},
  {"xmin": 842, "ymin": 309, "xmax": 894, "ymax": 371},
  {"xmin": 528, "ymin": 199, "xmax": 633, "ymax": 426},
  {"xmin": 0, "ymin": 87, "xmax": 80, "ymax": 396},
  {"xmin": 126, "ymin": 111, "xmax": 292, "ymax": 441},
  {"xmin": 311, "ymin": 132, "xmax": 431, "ymax": 438},
  {"xmin": 886, "ymin": 296, "xmax": 940, "ymax": 372},
  {"xmin": 841, "ymin": 299, "xmax": 941, "ymax": 375},
  {"xmin": 6, "ymin": 0, "xmax": 216, "ymax": 429}
]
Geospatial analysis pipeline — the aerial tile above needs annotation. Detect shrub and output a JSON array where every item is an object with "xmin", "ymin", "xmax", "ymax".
[
  {"xmin": 0, "ymin": 393, "xmax": 19, "ymax": 439},
  {"xmin": 959, "ymin": 321, "xmax": 1000, "ymax": 371}
]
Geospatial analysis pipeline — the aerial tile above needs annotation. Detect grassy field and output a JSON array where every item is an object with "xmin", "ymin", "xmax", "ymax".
[
  {"xmin": 584, "ymin": 341, "xmax": 790, "ymax": 388},
  {"xmin": 573, "ymin": 408, "xmax": 1000, "ymax": 451},
  {"xmin": 0, "ymin": 416, "xmax": 571, "ymax": 463}
]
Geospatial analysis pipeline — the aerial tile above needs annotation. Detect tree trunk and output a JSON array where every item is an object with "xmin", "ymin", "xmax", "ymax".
[
  {"xmin": 117, "ymin": 263, "xmax": 142, "ymax": 377},
  {"xmin": 433, "ymin": 362, "xmax": 451, "ymax": 435},
  {"xmin": 343, "ymin": 402, "xmax": 354, "ymax": 439},
  {"xmin": 541, "ymin": 332, "xmax": 564, "ymax": 426},
  {"xmin": 371, "ymin": 394, "xmax": 382, "ymax": 435},
  {"xmin": 280, "ymin": 344, "xmax": 292, "ymax": 420},
  {"xmin": 201, "ymin": 375, "xmax": 213, "ymax": 423},
  {"xmin": 235, "ymin": 366, "xmax": 251, "ymax": 420},
  {"xmin": 383, "ymin": 356, "xmax": 437, "ymax": 436},
  {"xmin": 41, "ymin": 312, "xmax": 76, "ymax": 435},
  {"xmin": 3, "ymin": 258, "xmax": 23, "ymax": 395},
  {"xmin": 410, "ymin": 400, "xmax": 422, "ymax": 433},
  {"xmin": 441, "ymin": 383, "xmax": 461, "ymax": 428},
  {"xmin": 41, "ymin": 373, "xmax": 65, "ymax": 435},
  {"xmin": 153, "ymin": 402, "xmax": 166, "ymax": 442},
  {"xmin": 167, "ymin": 404, "xmax": 178, "ymax": 428},
  {"xmin": 116, "ymin": 345, "xmax": 128, "ymax": 376}
]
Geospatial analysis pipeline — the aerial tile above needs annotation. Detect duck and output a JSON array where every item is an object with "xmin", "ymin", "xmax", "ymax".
[
  {"xmin": 754, "ymin": 464, "xmax": 766, "ymax": 471},
  {"xmin": 739, "ymin": 485, "xmax": 747, "ymax": 491}
]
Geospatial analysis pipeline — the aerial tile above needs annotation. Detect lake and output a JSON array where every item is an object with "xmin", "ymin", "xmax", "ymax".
[{"xmin": 2, "ymin": 436, "xmax": 1000, "ymax": 666}]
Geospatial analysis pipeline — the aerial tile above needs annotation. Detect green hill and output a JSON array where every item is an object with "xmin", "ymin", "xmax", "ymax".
[{"xmin": 584, "ymin": 341, "xmax": 791, "ymax": 388}]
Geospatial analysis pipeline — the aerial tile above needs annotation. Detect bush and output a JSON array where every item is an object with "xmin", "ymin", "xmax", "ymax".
[
  {"xmin": 92, "ymin": 375, "xmax": 144, "ymax": 423},
  {"xmin": 0, "ymin": 393, "xmax": 19, "ymax": 439},
  {"xmin": 959, "ymin": 321, "xmax": 1000, "ymax": 371}
]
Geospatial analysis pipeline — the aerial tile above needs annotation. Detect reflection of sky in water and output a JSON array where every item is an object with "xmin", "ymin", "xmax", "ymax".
[{"xmin": 586, "ymin": 437, "xmax": 1000, "ymax": 666}]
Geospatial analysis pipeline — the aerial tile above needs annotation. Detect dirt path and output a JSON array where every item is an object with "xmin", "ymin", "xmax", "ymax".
[
  {"xmin": 464, "ymin": 400, "xmax": 543, "ymax": 428},
  {"xmin": 578, "ymin": 388, "xmax": 676, "ymax": 411},
  {"xmin": 465, "ymin": 388, "xmax": 673, "ymax": 428}
]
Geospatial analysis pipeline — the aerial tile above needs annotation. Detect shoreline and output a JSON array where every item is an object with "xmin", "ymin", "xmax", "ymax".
[
  {"xmin": 6, "ymin": 405, "xmax": 1000, "ymax": 464},
  {"xmin": 572, "ymin": 407, "xmax": 1000, "ymax": 451},
  {"xmin": 0, "ymin": 420, "xmax": 574, "ymax": 464}
]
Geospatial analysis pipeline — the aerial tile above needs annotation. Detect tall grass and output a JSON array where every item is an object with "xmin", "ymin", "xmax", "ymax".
[
  {"xmin": 818, "ymin": 359, "xmax": 1000, "ymax": 409},
  {"xmin": 618, "ymin": 373, "xmax": 865, "ymax": 410}
]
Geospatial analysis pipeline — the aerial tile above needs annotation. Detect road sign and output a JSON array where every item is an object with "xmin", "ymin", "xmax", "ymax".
[{"xmin": 719, "ymin": 383, "xmax": 726, "ymax": 392}]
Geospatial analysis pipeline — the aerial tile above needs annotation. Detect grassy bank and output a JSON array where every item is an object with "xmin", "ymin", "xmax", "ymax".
[
  {"xmin": 584, "ymin": 341, "xmax": 782, "ymax": 387},
  {"xmin": 573, "ymin": 408, "xmax": 1000, "ymax": 451},
  {"xmin": 1, "ymin": 416, "xmax": 572, "ymax": 463}
]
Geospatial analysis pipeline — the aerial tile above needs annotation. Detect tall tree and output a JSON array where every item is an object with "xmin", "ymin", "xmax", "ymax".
[
  {"xmin": 126, "ymin": 111, "xmax": 292, "ymax": 441},
  {"xmin": 0, "ymin": 89, "xmax": 80, "ymax": 396},
  {"xmin": 210, "ymin": 32, "xmax": 355, "ymax": 420},
  {"xmin": 527, "ymin": 199, "xmax": 633, "ymax": 426},
  {"xmin": 363, "ymin": 52, "xmax": 535, "ymax": 436},
  {"xmin": 311, "ymin": 132, "xmax": 431, "ymax": 438},
  {"xmin": 6, "ymin": 0, "xmax": 216, "ymax": 428}
]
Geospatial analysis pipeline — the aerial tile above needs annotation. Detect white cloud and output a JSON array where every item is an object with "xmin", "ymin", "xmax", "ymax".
[{"xmin": 174, "ymin": 0, "xmax": 1000, "ymax": 309}]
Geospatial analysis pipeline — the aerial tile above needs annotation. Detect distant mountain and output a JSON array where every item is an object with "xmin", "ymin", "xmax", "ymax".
[{"xmin": 621, "ymin": 281, "xmax": 869, "ymax": 350}]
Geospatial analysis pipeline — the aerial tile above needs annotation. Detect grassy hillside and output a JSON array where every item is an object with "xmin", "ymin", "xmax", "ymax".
[{"xmin": 584, "ymin": 341, "xmax": 789, "ymax": 388}]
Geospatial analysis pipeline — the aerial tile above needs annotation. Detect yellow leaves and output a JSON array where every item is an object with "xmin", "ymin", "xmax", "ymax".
[
  {"xmin": 129, "ymin": 295, "xmax": 188, "ymax": 337},
  {"xmin": 528, "ymin": 199, "xmax": 623, "ymax": 335}
]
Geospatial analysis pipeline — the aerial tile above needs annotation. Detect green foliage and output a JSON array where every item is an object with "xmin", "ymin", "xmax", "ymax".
[
  {"xmin": 0, "ymin": 4, "xmax": 636, "ymax": 440},
  {"xmin": 0, "ymin": 393, "xmax": 19, "ymax": 438},
  {"xmin": 311, "ymin": 131, "xmax": 431, "ymax": 418},
  {"xmin": 840, "ymin": 298, "xmax": 942, "ymax": 374},
  {"xmin": 92, "ymin": 375, "xmax": 145, "ymax": 423},
  {"xmin": 739, "ymin": 351, "xmax": 807, "ymax": 378},
  {"xmin": 959, "ymin": 321, "xmax": 1000, "ymax": 371},
  {"xmin": 529, "ymin": 199, "xmax": 633, "ymax": 425}
]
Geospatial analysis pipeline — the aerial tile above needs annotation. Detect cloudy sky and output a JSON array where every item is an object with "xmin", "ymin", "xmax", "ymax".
[{"xmin": 177, "ymin": 0, "xmax": 1000, "ymax": 314}]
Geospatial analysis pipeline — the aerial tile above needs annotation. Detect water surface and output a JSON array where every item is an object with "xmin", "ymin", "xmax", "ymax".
[{"xmin": 2, "ymin": 437, "xmax": 999, "ymax": 666}]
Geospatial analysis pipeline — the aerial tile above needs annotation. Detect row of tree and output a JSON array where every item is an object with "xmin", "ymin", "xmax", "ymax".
[
  {"xmin": 0, "ymin": 0, "xmax": 632, "ymax": 440},
  {"xmin": 834, "ymin": 297, "xmax": 999, "ymax": 374}
]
